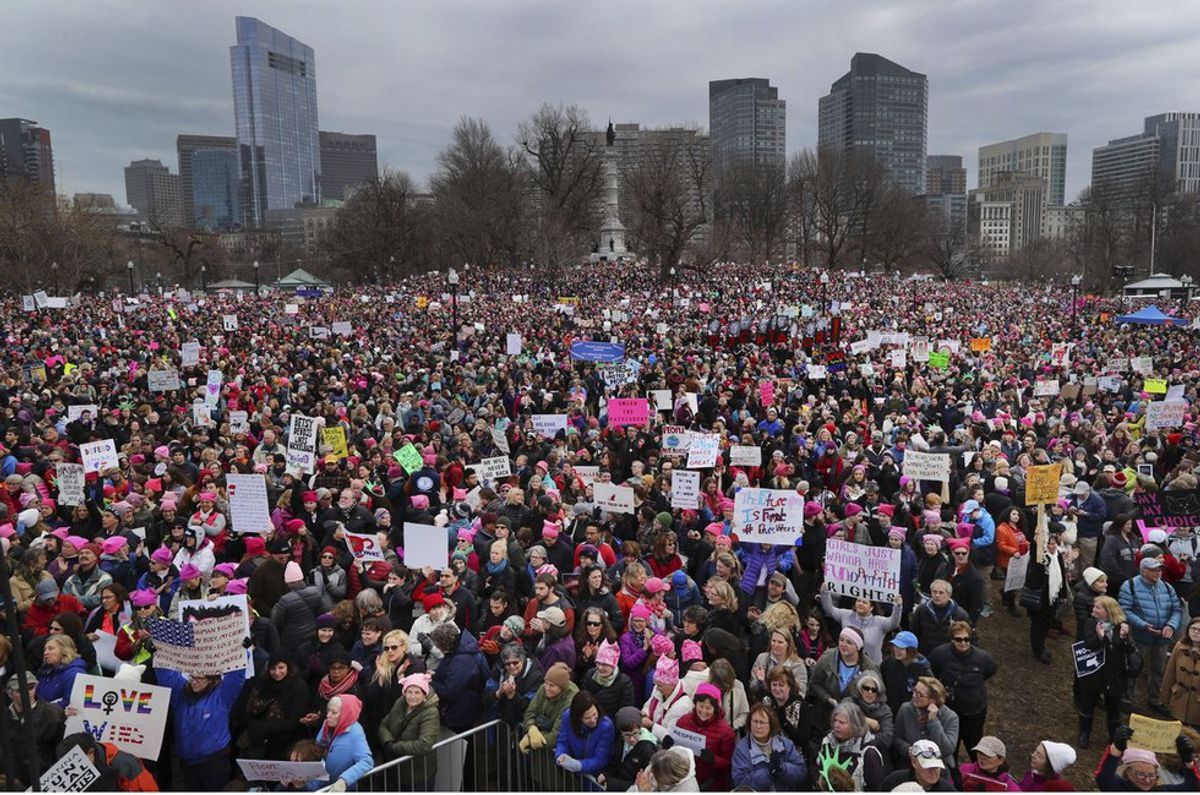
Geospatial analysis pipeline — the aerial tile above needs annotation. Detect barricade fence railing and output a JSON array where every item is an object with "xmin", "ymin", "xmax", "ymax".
[{"xmin": 326, "ymin": 719, "xmax": 598, "ymax": 792}]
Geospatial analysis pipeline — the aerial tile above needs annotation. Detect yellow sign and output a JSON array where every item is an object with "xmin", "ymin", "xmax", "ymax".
[
  {"xmin": 1128, "ymin": 713, "xmax": 1182, "ymax": 754},
  {"xmin": 323, "ymin": 427, "xmax": 349, "ymax": 459},
  {"xmin": 557, "ymin": 297, "xmax": 580, "ymax": 305},
  {"xmin": 1144, "ymin": 378, "xmax": 1167, "ymax": 394},
  {"xmin": 416, "ymin": 296, "xmax": 429, "ymax": 310},
  {"xmin": 970, "ymin": 338, "xmax": 992, "ymax": 353},
  {"xmin": 1025, "ymin": 463, "xmax": 1062, "ymax": 506}
]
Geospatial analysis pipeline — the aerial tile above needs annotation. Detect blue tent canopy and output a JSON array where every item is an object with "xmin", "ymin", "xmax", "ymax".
[{"xmin": 1115, "ymin": 305, "xmax": 1185, "ymax": 325}]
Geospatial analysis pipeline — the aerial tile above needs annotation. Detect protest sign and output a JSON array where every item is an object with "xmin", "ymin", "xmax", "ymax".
[
  {"xmin": 729, "ymin": 445, "xmax": 762, "ymax": 467},
  {"xmin": 193, "ymin": 403, "xmax": 213, "ymax": 428},
  {"xmin": 284, "ymin": 303, "xmax": 299, "ymax": 315},
  {"xmin": 226, "ymin": 473, "xmax": 272, "ymax": 533},
  {"xmin": 22, "ymin": 294, "xmax": 36, "ymax": 312},
  {"xmin": 807, "ymin": 364, "xmax": 827, "ymax": 380},
  {"xmin": 309, "ymin": 326, "xmax": 330, "ymax": 340},
  {"xmin": 849, "ymin": 339, "xmax": 874, "ymax": 356},
  {"xmin": 574, "ymin": 465, "xmax": 600, "ymax": 486},
  {"xmin": 147, "ymin": 368, "xmax": 180, "ymax": 392},
  {"xmin": 181, "ymin": 341, "xmax": 201, "ymax": 367},
  {"xmin": 41, "ymin": 745, "xmax": 101, "ymax": 792},
  {"xmin": 223, "ymin": 314, "xmax": 238, "ymax": 331},
  {"xmin": 1144, "ymin": 378, "xmax": 1167, "ymax": 394},
  {"xmin": 229, "ymin": 411, "xmax": 249, "ymax": 435},
  {"xmin": 286, "ymin": 414, "xmax": 319, "ymax": 473},
  {"xmin": 1071, "ymin": 641, "xmax": 1105, "ymax": 678},
  {"xmin": 1128, "ymin": 713, "xmax": 1183, "ymax": 754},
  {"xmin": 236, "ymin": 759, "xmax": 329, "ymax": 784},
  {"xmin": 929, "ymin": 351, "xmax": 949, "ymax": 370},
  {"xmin": 608, "ymin": 398, "xmax": 649, "ymax": 427},
  {"xmin": 323, "ymin": 426, "xmax": 349, "ymax": 458},
  {"xmin": 401, "ymin": 523, "xmax": 448, "ymax": 570},
  {"xmin": 760, "ymin": 380, "xmax": 775, "ymax": 406},
  {"xmin": 594, "ymin": 482, "xmax": 636, "ymax": 514},
  {"xmin": 33, "ymin": 290, "xmax": 49, "ymax": 309},
  {"xmin": 532, "ymin": 414, "xmax": 567, "ymax": 437},
  {"xmin": 1167, "ymin": 383, "xmax": 1186, "ymax": 401},
  {"xmin": 180, "ymin": 594, "xmax": 252, "ymax": 676},
  {"xmin": 1131, "ymin": 356, "xmax": 1154, "ymax": 375},
  {"xmin": 686, "ymin": 434, "xmax": 720, "ymax": 469},
  {"xmin": 477, "ymin": 455, "xmax": 513, "ymax": 481},
  {"xmin": 81, "ymin": 439, "xmax": 119, "ymax": 474},
  {"xmin": 394, "ymin": 443, "xmax": 424, "ymax": 475},
  {"xmin": 1106, "ymin": 357, "xmax": 1129, "ymax": 372},
  {"xmin": 600, "ymin": 362, "xmax": 637, "ymax": 390},
  {"xmin": 57, "ymin": 462, "xmax": 86, "ymax": 505},
  {"xmin": 146, "ymin": 609, "xmax": 246, "ymax": 676},
  {"xmin": 1024, "ymin": 464, "xmax": 1062, "ymax": 505},
  {"xmin": 506, "ymin": 332, "xmax": 522, "ymax": 356},
  {"xmin": 662, "ymin": 426, "xmax": 691, "ymax": 457},
  {"xmin": 891, "ymin": 349, "xmax": 907, "ymax": 368},
  {"xmin": 902, "ymin": 451, "xmax": 950, "ymax": 483},
  {"xmin": 1146, "ymin": 400, "xmax": 1186, "ymax": 430},
  {"xmin": 491, "ymin": 427, "xmax": 510, "ymax": 455},
  {"xmin": 970, "ymin": 337, "xmax": 992, "ymax": 353},
  {"xmin": 824, "ymin": 539, "xmax": 902, "ymax": 602},
  {"xmin": 205, "ymin": 369, "xmax": 223, "ymax": 409},
  {"xmin": 671, "ymin": 470, "xmax": 701, "ymax": 510},
  {"xmin": 650, "ymin": 390, "xmax": 673, "ymax": 411},
  {"xmin": 345, "ymin": 531, "xmax": 387, "ymax": 563},
  {"xmin": 67, "ymin": 404, "xmax": 100, "ymax": 423},
  {"xmin": 1098, "ymin": 375, "xmax": 1122, "ymax": 392},
  {"xmin": 65, "ymin": 674, "xmax": 170, "ymax": 760},
  {"xmin": 1004, "ymin": 553, "xmax": 1029, "ymax": 592},
  {"xmin": 1033, "ymin": 379, "xmax": 1060, "ymax": 397},
  {"xmin": 733, "ymin": 488, "xmax": 804, "ymax": 544},
  {"xmin": 668, "ymin": 726, "xmax": 707, "ymax": 754},
  {"xmin": 1133, "ymin": 488, "xmax": 1200, "ymax": 532},
  {"xmin": 332, "ymin": 321, "xmax": 352, "ymax": 336},
  {"xmin": 912, "ymin": 338, "xmax": 931, "ymax": 363}
]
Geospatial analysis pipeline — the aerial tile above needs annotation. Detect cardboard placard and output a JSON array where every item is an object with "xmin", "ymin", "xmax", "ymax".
[
  {"xmin": 732, "ymin": 487, "xmax": 804, "ymax": 544},
  {"xmin": 1128, "ymin": 713, "xmax": 1183, "ymax": 754},
  {"xmin": 1024, "ymin": 464, "xmax": 1062, "ymax": 506},
  {"xmin": 226, "ymin": 473, "xmax": 272, "ymax": 534},
  {"xmin": 65, "ymin": 674, "xmax": 171, "ymax": 760},
  {"xmin": 671, "ymin": 470, "xmax": 701, "ymax": 510},
  {"xmin": 824, "ymin": 539, "xmax": 902, "ymax": 602},
  {"xmin": 594, "ymin": 482, "xmax": 635, "ymax": 515},
  {"xmin": 401, "ymin": 523, "xmax": 448, "ymax": 571}
]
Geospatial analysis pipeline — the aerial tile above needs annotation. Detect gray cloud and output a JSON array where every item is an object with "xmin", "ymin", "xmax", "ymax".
[{"xmin": 2, "ymin": 0, "xmax": 1198, "ymax": 205}]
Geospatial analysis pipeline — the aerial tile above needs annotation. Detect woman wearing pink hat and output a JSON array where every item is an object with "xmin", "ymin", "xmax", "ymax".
[
  {"xmin": 642, "ymin": 655, "xmax": 692, "ymax": 741},
  {"xmin": 379, "ymin": 672, "xmax": 440, "ymax": 785},
  {"xmin": 1096, "ymin": 723, "xmax": 1197, "ymax": 791},
  {"xmin": 673, "ymin": 682, "xmax": 735, "ymax": 790},
  {"xmin": 187, "ymin": 490, "xmax": 228, "ymax": 557}
]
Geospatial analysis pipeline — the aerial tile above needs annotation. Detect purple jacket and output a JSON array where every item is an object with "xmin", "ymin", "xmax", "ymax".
[
  {"xmin": 739, "ymin": 545, "xmax": 783, "ymax": 595},
  {"xmin": 538, "ymin": 635, "xmax": 576, "ymax": 674},
  {"xmin": 618, "ymin": 629, "xmax": 652, "ymax": 696}
]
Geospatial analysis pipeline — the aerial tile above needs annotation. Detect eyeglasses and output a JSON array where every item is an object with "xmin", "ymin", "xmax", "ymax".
[
  {"xmin": 952, "ymin": 551, "xmax": 969, "ymax": 556},
  {"xmin": 860, "ymin": 685, "xmax": 878, "ymax": 693},
  {"xmin": 383, "ymin": 644, "xmax": 402, "ymax": 651},
  {"xmin": 505, "ymin": 660, "xmax": 523, "ymax": 667},
  {"xmin": 1127, "ymin": 769, "xmax": 1157, "ymax": 783},
  {"xmin": 952, "ymin": 637, "xmax": 971, "ymax": 643},
  {"xmin": 321, "ymin": 554, "xmax": 334, "ymax": 559},
  {"xmin": 621, "ymin": 728, "xmax": 641, "ymax": 737},
  {"xmin": 587, "ymin": 621, "xmax": 602, "ymax": 627}
]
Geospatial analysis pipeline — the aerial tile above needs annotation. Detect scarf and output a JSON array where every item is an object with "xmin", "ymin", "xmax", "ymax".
[
  {"xmin": 485, "ymin": 557, "xmax": 509, "ymax": 576},
  {"xmin": 1046, "ymin": 550, "xmax": 1063, "ymax": 601},
  {"xmin": 592, "ymin": 665, "xmax": 618, "ymax": 688},
  {"xmin": 317, "ymin": 667, "xmax": 360, "ymax": 700}
]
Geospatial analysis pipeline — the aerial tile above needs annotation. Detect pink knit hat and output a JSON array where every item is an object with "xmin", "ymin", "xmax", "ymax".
[
  {"xmin": 694, "ymin": 682, "xmax": 723, "ymax": 703},
  {"xmin": 410, "ymin": 495, "xmax": 429, "ymax": 510},
  {"xmin": 151, "ymin": 547, "xmax": 173, "ymax": 564},
  {"xmin": 682, "ymin": 639, "xmax": 703, "ymax": 663},
  {"xmin": 225, "ymin": 578, "xmax": 248, "ymax": 595},
  {"xmin": 596, "ymin": 639, "xmax": 621, "ymax": 667},
  {"xmin": 651, "ymin": 634, "xmax": 674, "ymax": 657},
  {"xmin": 654, "ymin": 655, "xmax": 679, "ymax": 686},
  {"xmin": 922, "ymin": 533, "xmax": 943, "ymax": 548},
  {"xmin": 630, "ymin": 603, "xmax": 652, "ymax": 621}
]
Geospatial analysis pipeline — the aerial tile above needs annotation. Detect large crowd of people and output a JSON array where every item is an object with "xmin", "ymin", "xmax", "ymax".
[{"xmin": 1, "ymin": 262, "xmax": 1200, "ymax": 792}]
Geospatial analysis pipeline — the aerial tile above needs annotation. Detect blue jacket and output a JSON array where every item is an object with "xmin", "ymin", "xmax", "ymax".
[
  {"xmin": 158, "ymin": 668, "xmax": 246, "ymax": 763},
  {"xmin": 731, "ymin": 733, "xmax": 808, "ymax": 791},
  {"xmin": 554, "ymin": 710, "xmax": 614, "ymax": 775},
  {"xmin": 36, "ymin": 657, "xmax": 88, "ymax": 707},
  {"xmin": 431, "ymin": 629, "xmax": 491, "ymax": 731},
  {"xmin": 665, "ymin": 577, "xmax": 702, "ymax": 626},
  {"xmin": 1071, "ymin": 492, "xmax": 1108, "ymax": 539},
  {"xmin": 308, "ymin": 722, "xmax": 373, "ymax": 791},
  {"xmin": 1118, "ymin": 574, "xmax": 1183, "ymax": 646}
]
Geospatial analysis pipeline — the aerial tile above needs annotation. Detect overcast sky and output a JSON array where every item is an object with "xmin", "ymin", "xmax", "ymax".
[{"xmin": 3, "ymin": 0, "xmax": 1198, "ymax": 204}]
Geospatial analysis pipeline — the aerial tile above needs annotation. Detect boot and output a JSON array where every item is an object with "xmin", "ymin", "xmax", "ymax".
[{"xmin": 1077, "ymin": 715, "xmax": 1093, "ymax": 749}]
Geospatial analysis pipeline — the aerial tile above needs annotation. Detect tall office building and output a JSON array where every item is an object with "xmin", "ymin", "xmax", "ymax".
[
  {"xmin": 925, "ymin": 155, "xmax": 966, "ymax": 195},
  {"xmin": 230, "ymin": 16, "xmax": 320, "ymax": 227},
  {"xmin": 318, "ymin": 131, "xmax": 378, "ymax": 202},
  {"xmin": 192, "ymin": 149, "xmax": 241, "ymax": 231},
  {"xmin": 978, "ymin": 132, "xmax": 1067, "ymax": 206},
  {"xmin": 968, "ymin": 172, "xmax": 1047, "ymax": 259},
  {"xmin": 177, "ymin": 134, "xmax": 236, "ymax": 227},
  {"xmin": 708, "ymin": 78, "xmax": 786, "ymax": 175},
  {"xmin": 817, "ymin": 53, "xmax": 928, "ymax": 194},
  {"xmin": 0, "ymin": 118, "xmax": 55, "ymax": 185},
  {"xmin": 1092, "ymin": 113, "xmax": 1200, "ymax": 201},
  {"xmin": 124, "ymin": 159, "xmax": 184, "ymax": 227}
]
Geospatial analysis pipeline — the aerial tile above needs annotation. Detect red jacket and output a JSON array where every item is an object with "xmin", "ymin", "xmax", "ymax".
[
  {"xmin": 23, "ymin": 594, "xmax": 87, "ymax": 636},
  {"xmin": 648, "ymin": 555, "xmax": 683, "ymax": 579},
  {"xmin": 675, "ymin": 711, "xmax": 736, "ymax": 790}
]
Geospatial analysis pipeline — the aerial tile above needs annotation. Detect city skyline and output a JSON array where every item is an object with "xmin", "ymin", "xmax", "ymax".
[{"xmin": 2, "ymin": 0, "xmax": 1199, "ymax": 204}]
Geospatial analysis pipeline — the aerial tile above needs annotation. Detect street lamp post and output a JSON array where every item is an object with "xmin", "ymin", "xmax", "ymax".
[
  {"xmin": 156, "ymin": 271, "xmax": 162, "ymax": 296},
  {"xmin": 200, "ymin": 265, "xmax": 207, "ymax": 292},
  {"xmin": 448, "ymin": 267, "xmax": 460, "ymax": 333},
  {"xmin": 253, "ymin": 260, "xmax": 260, "ymax": 293},
  {"xmin": 127, "ymin": 260, "xmax": 135, "ymax": 293},
  {"xmin": 389, "ymin": 255, "xmax": 395, "ymax": 283},
  {"xmin": 1071, "ymin": 274, "xmax": 1082, "ymax": 331},
  {"xmin": 1181, "ymin": 274, "xmax": 1193, "ymax": 315},
  {"xmin": 819, "ymin": 271, "xmax": 830, "ymax": 314},
  {"xmin": 51, "ymin": 261, "xmax": 58, "ymax": 294}
]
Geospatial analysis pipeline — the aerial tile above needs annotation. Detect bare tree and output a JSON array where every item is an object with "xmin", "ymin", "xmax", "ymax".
[
  {"xmin": 622, "ymin": 128, "xmax": 711, "ymax": 278},
  {"xmin": 323, "ymin": 169, "xmax": 432, "ymax": 283},
  {"xmin": 785, "ymin": 151, "xmax": 820, "ymax": 268},
  {"xmin": 713, "ymin": 159, "xmax": 788, "ymax": 262},
  {"xmin": 794, "ymin": 147, "xmax": 883, "ymax": 269},
  {"xmin": 431, "ymin": 117, "xmax": 529, "ymax": 268},
  {"xmin": 517, "ymin": 104, "xmax": 604, "ymax": 268},
  {"xmin": 918, "ymin": 206, "xmax": 974, "ymax": 280},
  {"xmin": 997, "ymin": 238, "xmax": 1070, "ymax": 283},
  {"xmin": 863, "ymin": 188, "xmax": 924, "ymax": 271}
]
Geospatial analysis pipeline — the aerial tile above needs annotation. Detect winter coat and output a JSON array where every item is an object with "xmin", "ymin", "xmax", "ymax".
[
  {"xmin": 1100, "ymin": 533, "xmax": 1141, "ymax": 595},
  {"xmin": 928, "ymin": 642, "xmax": 997, "ymax": 716},
  {"xmin": 881, "ymin": 655, "xmax": 931, "ymax": 716},
  {"xmin": 581, "ymin": 669, "xmax": 638, "ymax": 717},
  {"xmin": 1161, "ymin": 644, "xmax": 1200, "ymax": 727},
  {"xmin": 1095, "ymin": 746, "xmax": 1199, "ymax": 792},
  {"xmin": 35, "ymin": 657, "xmax": 88, "ymax": 707},
  {"xmin": 379, "ymin": 692, "xmax": 441, "ymax": 777},
  {"xmin": 1074, "ymin": 579, "xmax": 1106, "ymax": 641},
  {"xmin": 751, "ymin": 652, "xmax": 808, "ymax": 698},
  {"xmin": 6, "ymin": 698, "xmax": 66, "ymax": 785},
  {"xmin": 808, "ymin": 648, "xmax": 881, "ymax": 727},
  {"xmin": 1071, "ymin": 491, "xmax": 1108, "ymax": 539},
  {"xmin": 642, "ymin": 681, "xmax": 692, "ymax": 741},
  {"xmin": 1118, "ymin": 574, "xmax": 1183, "ymax": 647},
  {"xmin": 430, "ymin": 629, "xmax": 491, "ymax": 732},
  {"xmin": 312, "ymin": 565, "xmax": 348, "ymax": 604},
  {"xmin": 602, "ymin": 729, "xmax": 657, "ymax": 791},
  {"xmin": 523, "ymin": 680, "xmax": 579, "ymax": 743},
  {"xmin": 958, "ymin": 761, "xmax": 1021, "ymax": 792},
  {"xmin": 618, "ymin": 629, "xmax": 653, "ymax": 696},
  {"xmin": 158, "ymin": 668, "xmax": 246, "ymax": 764},
  {"xmin": 675, "ymin": 710, "xmax": 736, "ymax": 790},
  {"xmin": 892, "ymin": 701, "xmax": 960, "ymax": 770},
  {"xmin": 910, "ymin": 599, "xmax": 970, "ymax": 654},
  {"xmin": 730, "ymin": 733, "xmax": 808, "ymax": 792},
  {"xmin": 554, "ymin": 710, "xmax": 615, "ymax": 775},
  {"xmin": 241, "ymin": 671, "xmax": 311, "ymax": 760},
  {"xmin": 309, "ymin": 721, "xmax": 373, "ymax": 791},
  {"xmin": 483, "ymin": 657, "xmax": 544, "ymax": 726},
  {"xmin": 62, "ymin": 565, "xmax": 113, "ymax": 611},
  {"xmin": 820, "ymin": 588, "xmax": 902, "ymax": 664},
  {"xmin": 539, "ymin": 634, "xmax": 578, "ymax": 674},
  {"xmin": 271, "ymin": 584, "xmax": 327, "ymax": 651}
]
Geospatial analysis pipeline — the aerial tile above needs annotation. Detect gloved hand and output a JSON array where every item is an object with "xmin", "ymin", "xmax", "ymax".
[
  {"xmin": 768, "ymin": 754, "xmax": 783, "ymax": 778},
  {"xmin": 418, "ymin": 633, "xmax": 432, "ymax": 655},
  {"xmin": 518, "ymin": 733, "xmax": 532, "ymax": 754},
  {"xmin": 242, "ymin": 636, "xmax": 255, "ymax": 649},
  {"xmin": 559, "ymin": 756, "xmax": 583, "ymax": 773},
  {"xmin": 328, "ymin": 779, "xmax": 348, "ymax": 793},
  {"xmin": 528, "ymin": 725, "xmax": 546, "ymax": 750},
  {"xmin": 660, "ymin": 735, "xmax": 674, "ymax": 749},
  {"xmin": 1177, "ymin": 734, "xmax": 1197, "ymax": 765},
  {"xmin": 1113, "ymin": 724, "xmax": 1135, "ymax": 753},
  {"xmin": 699, "ymin": 749, "xmax": 715, "ymax": 764}
]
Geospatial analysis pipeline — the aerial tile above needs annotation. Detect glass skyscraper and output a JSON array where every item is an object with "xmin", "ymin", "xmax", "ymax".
[
  {"xmin": 230, "ymin": 16, "xmax": 320, "ymax": 228},
  {"xmin": 192, "ymin": 148, "xmax": 241, "ymax": 231}
]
